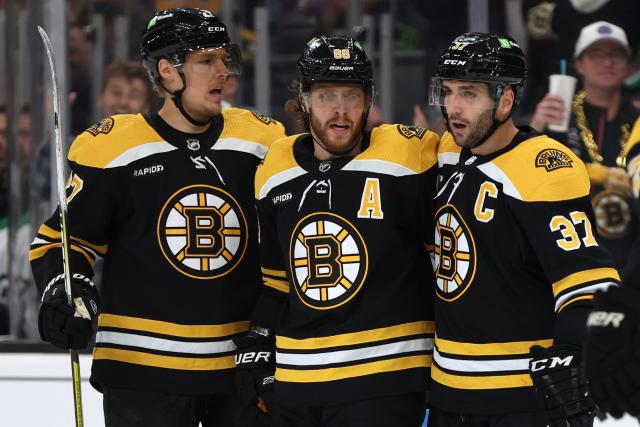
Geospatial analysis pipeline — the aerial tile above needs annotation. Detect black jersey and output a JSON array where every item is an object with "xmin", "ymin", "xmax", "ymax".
[
  {"xmin": 254, "ymin": 125, "xmax": 438, "ymax": 406},
  {"xmin": 29, "ymin": 109, "xmax": 285, "ymax": 395},
  {"xmin": 431, "ymin": 129, "xmax": 620, "ymax": 414},
  {"xmin": 550, "ymin": 98, "xmax": 639, "ymax": 274}
]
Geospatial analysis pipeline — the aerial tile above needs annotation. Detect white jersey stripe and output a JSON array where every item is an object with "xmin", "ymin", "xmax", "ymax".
[
  {"xmin": 276, "ymin": 337, "xmax": 432, "ymax": 366},
  {"xmin": 554, "ymin": 281, "xmax": 617, "ymax": 312},
  {"xmin": 212, "ymin": 137, "xmax": 269, "ymax": 159},
  {"xmin": 342, "ymin": 159, "xmax": 417, "ymax": 176},
  {"xmin": 258, "ymin": 167, "xmax": 308, "ymax": 200},
  {"xmin": 477, "ymin": 162, "xmax": 523, "ymax": 200},
  {"xmin": 105, "ymin": 141, "xmax": 177, "ymax": 168},
  {"xmin": 96, "ymin": 331, "xmax": 236, "ymax": 355},
  {"xmin": 433, "ymin": 347, "xmax": 530, "ymax": 373}
]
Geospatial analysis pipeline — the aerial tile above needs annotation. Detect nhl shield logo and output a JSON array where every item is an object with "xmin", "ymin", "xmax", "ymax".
[
  {"xmin": 289, "ymin": 212, "xmax": 368, "ymax": 310},
  {"xmin": 186, "ymin": 139, "xmax": 201, "ymax": 151},
  {"xmin": 319, "ymin": 162, "xmax": 331, "ymax": 173},
  {"xmin": 157, "ymin": 185, "xmax": 248, "ymax": 279}
]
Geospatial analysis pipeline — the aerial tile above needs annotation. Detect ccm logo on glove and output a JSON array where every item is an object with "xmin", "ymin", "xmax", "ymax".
[{"xmin": 530, "ymin": 355, "xmax": 574, "ymax": 372}]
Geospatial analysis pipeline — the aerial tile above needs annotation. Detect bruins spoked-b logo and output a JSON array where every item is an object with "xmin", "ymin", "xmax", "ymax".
[
  {"xmin": 158, "ymin": 185, "xmax": 248, "ymax": 279},
  {"xmin": 592, "ymin": 189, "xmax": 631, "ymax": 239},
  {"xmin": 289, "ymin": 212, "xmax": 368, "ymax": 310},
  {"xmin": 433, "ymin": 205, "xmax": 477, "ymax": 301}
]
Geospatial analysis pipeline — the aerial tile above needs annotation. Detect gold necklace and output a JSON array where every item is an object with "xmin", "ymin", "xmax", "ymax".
[{"xmin": 573, "ymin": 90, "xmax": 630, "ymax": 168}]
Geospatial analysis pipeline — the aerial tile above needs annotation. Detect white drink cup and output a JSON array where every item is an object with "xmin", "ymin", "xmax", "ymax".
[{"xmin": 547, "ymin": 74, "xmax": 578, "ymax": 133}]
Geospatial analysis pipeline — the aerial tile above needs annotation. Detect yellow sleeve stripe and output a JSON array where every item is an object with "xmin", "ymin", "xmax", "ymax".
[
  {"xmin": 39, "ymin": 224, "xmax": 108, "ymax": 255},
  {"xmin": 261, "ymin": 267, "xmax": 287, "ymax": 278},
  {"xmin": 28, "ymin": 242, "xmax": 95, "ymax": 267},
  {"xmin": 277, "ymin": 321, "xmax": 433, "ymax": 350},
  {"xmin": 552, "ymin": 268, "xmax": 620, "ymax": 296},
  {"xmin": 275, "ymin": 354, "xmax": 430, "ymax": 383},
  {"xmin": 431, "ymin": 365, "xmax": 532, "ymax": 389},
  {"xmin": 263, "ymin": 276, "xmax": 289, "ymax": 293},
  {"xmin": 558, "ymin": 294, "xmax": 594, "ymax": 313},
  {"xmin": 435, "ymin": 337, "xmax": 553, "ymax": 356},
  {"xmin": 98, "ymin": 314, "xmax": 249, "ymax": 338},
  {"xmin": 93, "ymin": 347, "xmax": 235, "ymax": 371}
]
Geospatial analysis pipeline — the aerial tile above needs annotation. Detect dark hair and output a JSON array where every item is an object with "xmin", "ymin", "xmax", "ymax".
[{"xmin": 101, "ymin": 60, "xmax": 153, "ymax": 105}]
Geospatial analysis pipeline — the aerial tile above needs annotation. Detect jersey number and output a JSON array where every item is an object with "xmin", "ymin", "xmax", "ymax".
[{"xmin": 549, "ymin": 211, "xmax": 597, "ymax": 251}]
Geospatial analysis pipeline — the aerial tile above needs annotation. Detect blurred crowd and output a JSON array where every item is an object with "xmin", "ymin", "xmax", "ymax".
[{"xmin": 0, "ymin": 0, "xmax": 639, "ymax": 340}]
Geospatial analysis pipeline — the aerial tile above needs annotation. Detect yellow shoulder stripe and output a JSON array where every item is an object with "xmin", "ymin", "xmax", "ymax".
[
  {"xmin": 220, "ymin": 108, "xmax": 286, "ymax": 150},
  {"xmin": 69, "ymin": 114, "xmax": 165, "ymax": 168},
  {"xmin": 490, "ymin": 135, "xmax": 589, "ymax": 201},
  {"xmin": 255, "ymin": 135, "xmax": 301, "ymax": 199},
  {"xmin": 358, "ymin": 124, "xmax": 439, "ymax": 173}
]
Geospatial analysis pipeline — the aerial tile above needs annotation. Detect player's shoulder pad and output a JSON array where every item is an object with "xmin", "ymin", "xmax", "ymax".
[
  {"xmin": 625, "ymin": 116, "xmax": 640, "ymax": 159},
  {"xmin": 220, "ymin": 108, "xmax": 286, "ymax": 154},
  {"xmin": 357, "ymin": 124, "xmax": 438, "ymax": 174},
  {"xmin": 488, "ymin": 134, "xmax": 589, "ymax": 202},
  {"xmin": 68, "ymin": 114, "xmax": 165, "ymax": 169},
  {"xmin": 437, "ymin": 131, "xmax": 462, "ymax": 167},
  {"xmin": 255, "ymin": 134, "xmax": 302, "ymax": 200}
]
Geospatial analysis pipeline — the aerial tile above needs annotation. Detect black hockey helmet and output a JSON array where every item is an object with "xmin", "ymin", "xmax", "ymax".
[
  {"xmin": 298, "ymin": 35, "xmax": 374, "ymax": 99},
  {"xmin": 139, "ymin": 8, "xmax": 241, "ymax": 126},
  {"xmin": 430, "ymin": 32, "xmax": 527, "ymax": 108},
  {"xmin": 140, "ymin": 8, "xmax": 241, "ymax": 83}
]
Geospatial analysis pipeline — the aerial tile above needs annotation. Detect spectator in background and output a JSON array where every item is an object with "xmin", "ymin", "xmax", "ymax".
[
  {"xmin": 68, "ymin": 23, "xmax": 95, "ymax": 135},
  {"xmin": 98, "ymin": 60, "xmax": 155, "ymax": 116},
  {"xmin": 522, "ymin": 0, "xmax": 640, "ymax": 117},
  {"xmin": 530, "ymin": 21, "xmax": 639, "ymax": 277},
  {"xmin": 221, "ymin": 74, "xmax": 241, "ymax": 109}
]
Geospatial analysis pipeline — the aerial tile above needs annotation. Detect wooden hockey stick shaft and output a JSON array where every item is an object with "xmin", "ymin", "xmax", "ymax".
[{"xmin": 37, "ymin": 25, "xmax": 84, "ymax": 427}]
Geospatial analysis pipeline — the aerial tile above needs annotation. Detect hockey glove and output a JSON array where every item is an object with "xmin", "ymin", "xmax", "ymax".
[
  {"xmin": 38, "ymin": 273, "xmax": 100, "ymax": 350},
  {"xmin": 233, "ymin": 327, "xmax": 276, "ymax": 427},
  {"xmin": 586, "ymin": 286, "xmax": 640, "ymax": 418},
  {"xmin": 529, "ymin": 344, "xmax": 595, "ymax": 427}
]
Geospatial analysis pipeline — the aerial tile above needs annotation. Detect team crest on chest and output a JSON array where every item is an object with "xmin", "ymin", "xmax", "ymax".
[
  {"xmin": 433, "ymin": 204, "xmax": 477, "ymax": 301},
  {"xmin": 535, "ymin": 149, "xmax": 573, "ymax": 172},
  {"xmin": 157, "ymin": 185, "xmax": 248, "ymax": 279},
  {"xmin": 86, "ymin": 118, "xmax": 114, "ymax": 136},
  {"xmin": 289, "ymin": 212, "xmax": 368, "ymax": 309},
  {"xmin": 397, "ymin": 124, "xmax": 427, "ymax": 140}
]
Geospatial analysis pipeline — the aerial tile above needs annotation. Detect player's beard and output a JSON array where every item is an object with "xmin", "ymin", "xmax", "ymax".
[
  {"xmin": 451, "ymin": 108, "xmax": 494, "ymax": 149},
  {"xmin": 310, "ymin": 114, "xmax": 363, "ymax": 156}
]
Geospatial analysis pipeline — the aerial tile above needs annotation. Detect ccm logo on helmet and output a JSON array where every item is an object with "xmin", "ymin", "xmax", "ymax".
[
  {"xmin": 530, "ymin": 355, "xmax": 574, "ymax": 372},
  {"xmin": 443, "ymin": 59, "xmax": 467, "ymax": 65},
  {"xmin": 235, "ymin": 351, "xmax": 271, "ymax": 365},
  {"xmin": 208, "ymin": 26, "xmax": 225, "ymax": 32}
]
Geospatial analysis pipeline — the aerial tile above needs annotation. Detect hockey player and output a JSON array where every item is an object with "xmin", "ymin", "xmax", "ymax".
[
  {"xmin": 585, "ymin": 116, "xmax": 640, "ymax": 419},
  {"xmin": 233, "ymin": 35, "xmax": 438, "ymax": 426},
  {"xmin": 427, "ymin": 33, "xmax": 620, "ymax": 426},
  {"xmin": 29, "ymin": 8, "xmax": 285, "ymax": 426}
]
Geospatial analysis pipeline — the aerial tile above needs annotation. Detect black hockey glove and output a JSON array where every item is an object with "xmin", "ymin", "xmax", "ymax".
[
  {"xmin": 38, "ymin": 273, "xmax": 100, "ymax": 350},
  {"xmin": 233, "ymin": 327, "xmax": 276, "ymax": 427},
  {"xmin": 529, "ymin": 344, "xmax": 595, "ymax": 427},
  {"xmin": 586, "ymin": 286, "xmax": 640, "ymax": 418}
]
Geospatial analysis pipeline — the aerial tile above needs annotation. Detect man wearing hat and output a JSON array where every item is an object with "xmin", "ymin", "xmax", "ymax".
[{"xmin": 530, "ymin": 21, "xmax": 639, "ymax": 278}]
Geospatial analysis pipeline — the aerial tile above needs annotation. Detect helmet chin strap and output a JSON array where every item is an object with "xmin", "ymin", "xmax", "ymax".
[{"xmin": 161, "ymin": 72, "xmax": 212, "ymax": 127}]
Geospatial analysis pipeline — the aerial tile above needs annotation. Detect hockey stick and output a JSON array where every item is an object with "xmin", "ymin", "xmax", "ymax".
[{"xmin": 37, "ymin": 26, "xmax": 84, "ymax": 427}]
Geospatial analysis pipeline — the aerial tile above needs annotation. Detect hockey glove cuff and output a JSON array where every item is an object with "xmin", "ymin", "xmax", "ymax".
[
  {"xmin": 586, "ymin": 286, "xmax": 640, "ymax": 418},
  {"xmin": 233, "ymin": 327, "xmax": 275, "ymax": 426},
  {"xmin": 529, "ymin": 344, "xmax": 595, "ymax": 427},
  {"xmin": 38, "ymin": 273, "xmax": 100, "ymax": 350}
]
